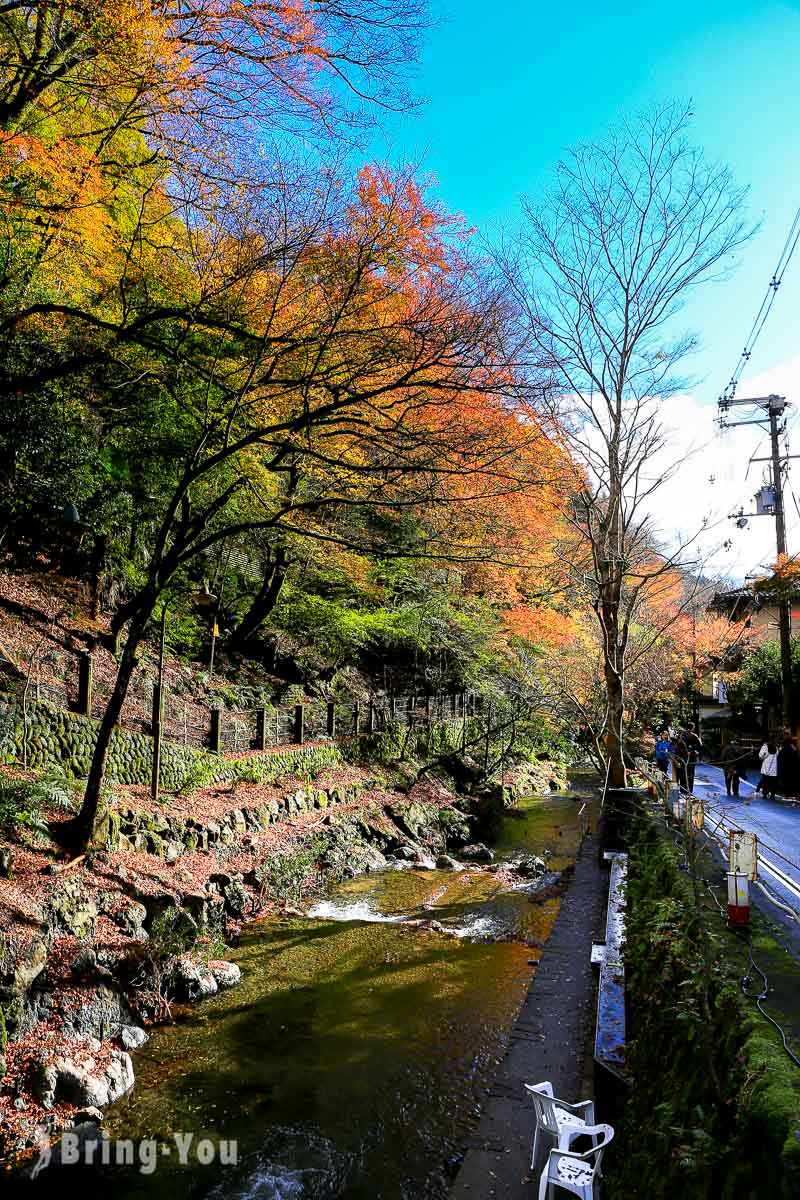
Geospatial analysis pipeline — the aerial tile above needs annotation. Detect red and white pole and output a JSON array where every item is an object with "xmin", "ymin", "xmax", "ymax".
[{"xmin": 727, "ymin": 871, "xmax": 750, "ymax": 926}]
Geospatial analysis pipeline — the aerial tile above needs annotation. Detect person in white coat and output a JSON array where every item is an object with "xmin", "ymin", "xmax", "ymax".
[{"xmin": 759, "ymin": 742, "xmax": 779, "ymax": 800}]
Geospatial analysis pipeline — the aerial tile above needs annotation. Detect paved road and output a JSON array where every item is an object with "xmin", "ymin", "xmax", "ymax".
[{"xmin": 691, "ymin": 762, "xmax": 800, "ymax": 910}]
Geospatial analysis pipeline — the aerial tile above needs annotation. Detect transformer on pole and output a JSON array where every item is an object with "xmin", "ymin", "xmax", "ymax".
[{"xmin": 719, "ymin": 394, "xmax": 794, "ymax": 726}]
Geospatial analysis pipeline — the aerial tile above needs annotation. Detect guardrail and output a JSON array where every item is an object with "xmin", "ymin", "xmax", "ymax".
[
  {"xmin": 592, "ymin": 850, "xmax": 627, "ymax": 1076},
  {"xmin": 636, "ymin": 756, "xmax": 800, "ymax": 917}
]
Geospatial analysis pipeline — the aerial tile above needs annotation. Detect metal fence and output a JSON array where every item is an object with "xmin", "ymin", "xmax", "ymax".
[{"xmin": 12, "ymin": 650, "xmax": 476, "ymax": 756}]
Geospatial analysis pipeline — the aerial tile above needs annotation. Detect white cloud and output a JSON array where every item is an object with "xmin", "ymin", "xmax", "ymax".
[{"xmin": 643, "ymin": 355, "xmax": 800, "ymax": 581}]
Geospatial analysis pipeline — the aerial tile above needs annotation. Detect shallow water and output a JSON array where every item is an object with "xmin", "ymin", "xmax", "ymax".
[{"xmin": 34, "ymin": 793, "xmax": 593, "ymax": 1200}]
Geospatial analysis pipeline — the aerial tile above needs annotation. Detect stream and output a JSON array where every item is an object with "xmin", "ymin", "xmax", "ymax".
[{"xmin": 35, "ymin": 794, "xmax": 593, "ymax": 1200}]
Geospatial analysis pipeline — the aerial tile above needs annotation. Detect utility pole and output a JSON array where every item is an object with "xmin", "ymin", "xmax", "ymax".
[
  {"xmin": 768, "ymin": 399, "xmax": 794, "ymax": 728},
  {"xmin": 719, "ymin": 394, "xmax": 794, "ymax": 727}
]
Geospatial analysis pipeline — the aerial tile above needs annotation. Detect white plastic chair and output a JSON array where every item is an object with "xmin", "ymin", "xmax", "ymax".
[
  {"xmin": 524, "ymin": 1082, "xmax": 597, "ymax": 1170},
  {"xmin": 537, "ymin": 1123, "xmax": 614, "ymax": 1199}
]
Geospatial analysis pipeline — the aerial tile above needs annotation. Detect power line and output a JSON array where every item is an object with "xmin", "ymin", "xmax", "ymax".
[{"xmin": 720, "ymin": 204, "xmax": 800, "ymax": 407}]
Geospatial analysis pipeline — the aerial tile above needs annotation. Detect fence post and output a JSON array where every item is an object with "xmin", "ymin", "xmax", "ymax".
[
  {"xmin": 353, "ymin": 702, "xmax": 361, "ymax": 735},
  {"xmin": 256, "ymin": 707, "xmax": 267, "ymax": 751},
  {"xmin": 151, "ymin": 683, "xmax": 163, "ymax": 802},
  {"xmin": 390, "ymin": 696, "xmax": 397, "ymax": 722},
  {"xmin": 425, "ymin": 694, "xmax": 432, "ymax": 725},
  {"xmin": 210, "ymin": 708, "xmax": 222, "ymax": 754},
  {"xmin": 77, "ymin": 651, "xmax": 93, "ymax": 716},
  {"xmin": 294, "ymin": 703, "xmax": 305, "ymax": 744},
  {"xmin": 326, "ymin": 701, "xmax": 336, "ymax": 738},
  {"xmin": 368, "ymin": 698, "xmax": 375, "ymax": 733}
]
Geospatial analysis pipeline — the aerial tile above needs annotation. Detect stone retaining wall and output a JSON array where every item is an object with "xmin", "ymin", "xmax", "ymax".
[
  {"xmin": 0, "ymin": 697, "xmax": 342, "ymax": 793},
  {"xmin": 111, "ymin": 779, "xmax": 365, "ymax": 858}
]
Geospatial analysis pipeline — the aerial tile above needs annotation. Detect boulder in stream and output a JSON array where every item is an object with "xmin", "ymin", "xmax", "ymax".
[
  {"xmin": 35, "ymin": 1048, "xmax": 135, "ymax": 1110},
  {"xmin": 459, "ymin": 844, "xmax": 494, "ymax": 863},
  {"xmin": 119, "ymin": 1024, "xmax": 149, "ymax": 1051},
  {"xmin": 210, "ymin": 960, "xmax": 241, "ymax": 988},
  {"xmin": 167, "ymin": 957, "xmax": 219, "ymax": 1001}
]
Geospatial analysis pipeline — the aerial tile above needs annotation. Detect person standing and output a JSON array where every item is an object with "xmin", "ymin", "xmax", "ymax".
[
  {"xmin": 759, "ymin": 742, "xmax": 779, "ymax": 800},
  {"xmin": 720, "ymin": 736, "xmax": 746, "ymax": 798},
  {"xmin": 673, "ymin": 732, "xmax": 690, "ymax": 793},
  {"xmin": 654, "ymin": 730, "xmax": 673, "ymax": 776},
  {"xmin": 778, "ymin": 737, "xmax": 800, "ymax": 804},
  {"xmin": 681, "ymin": 722, "xmax": 703, "ymax": 792}
]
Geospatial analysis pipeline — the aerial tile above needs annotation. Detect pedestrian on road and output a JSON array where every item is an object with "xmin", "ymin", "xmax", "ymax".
[
  {"xmin": 778, "ymin": 737, "xmax": 800, "ymax": 804},
  {"xmin": 756, "ymin": 738, "xmax": 769, "ymax": 792},
  {"xmin": 681, "ymin": 722, "xmax": 703, "ymax": 792},
  {"xmin": 759, "ymin": 742, "xmax": 779, "ymax": 800},
  {"xmin": 654, "ymin": 730, "xmax": 673, "ymax": 776},
  {"xmin": 673, "ymin": 733, "xmax": 690, "ymax": 793},
  {"xmin": 720, "ymin": 736, "xmax": 747, "ymax": 798}
]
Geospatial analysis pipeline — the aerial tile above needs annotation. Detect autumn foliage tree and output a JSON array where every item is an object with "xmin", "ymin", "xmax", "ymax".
[{"xmin": 50, "ymin": 160, "xmax": 567, "ymax": 845}]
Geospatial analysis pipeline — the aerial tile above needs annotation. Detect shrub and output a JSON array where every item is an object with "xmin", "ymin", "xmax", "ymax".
[
  {"xmin": 0, "ymin": 777, "xmax": 53, "ymax": 837},
  {"xmin": 257, "ymin": 838, "xmax": 327, "ymax": 904},
  {"xmin": 607, "ymin": 811, "xmax": 800, "ymax": 1199}
]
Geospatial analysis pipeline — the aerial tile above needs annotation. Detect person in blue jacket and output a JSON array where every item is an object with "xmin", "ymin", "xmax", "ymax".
[{"xmin": 654, "ymin": 730, "xmax": 673, "ymax": 776}]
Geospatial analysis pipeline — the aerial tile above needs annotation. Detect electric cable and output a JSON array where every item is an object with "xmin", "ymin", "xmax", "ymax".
[{"xmin": 720, "ymin": 204, "xmax": 800, "ymax": 407}]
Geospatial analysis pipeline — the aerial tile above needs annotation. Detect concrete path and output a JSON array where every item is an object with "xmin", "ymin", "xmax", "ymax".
[{"xmin": 450, "ymin": 831, "xmax": 607, "ymax": 1200}]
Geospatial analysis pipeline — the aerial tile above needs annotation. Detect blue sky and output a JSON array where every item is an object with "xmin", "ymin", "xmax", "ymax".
[
  {"xmin": 383, "ymin": 1, "xmax": 800, "ymax": 575},
  {"xmin": 387, "ymin": 0, "xmax": 800, "ymax": 405}
]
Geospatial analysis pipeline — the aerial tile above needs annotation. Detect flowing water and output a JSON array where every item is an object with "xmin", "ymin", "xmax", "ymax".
[{"xmin": 34, "ymin": 793, "xmax": 593, "ymax": 1200}]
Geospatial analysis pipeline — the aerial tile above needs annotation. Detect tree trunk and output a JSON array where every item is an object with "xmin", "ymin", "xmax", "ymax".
[
  {"xmin": 227, "ymin": 550, "xmax": 287, "ymax": 652},
  {"xmin": 604, "ymin": 659, "xmax": 626, "ymax": 787},
  {"xmin": 73, "ymin": 610, "xmax": 150, "ymax": 848}
]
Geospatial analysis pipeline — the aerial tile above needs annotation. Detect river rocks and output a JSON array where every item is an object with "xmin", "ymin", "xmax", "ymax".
[
  {"xmin": 435, "ymin": 854, "xmax": 459, "ymax": 870},
  {"xmin": 459, "ymin": 843, "xmax": 494, "ymax": 863},
  {"xmin": 35, "ymin": 1049, "xmax": 135, "ymax": 1110},
  {"xmin": 526, "ymin": 871, "xmax": 567, "ymax": 903},
  {"xmin": 391, "ymin": 845, "xmax": 418, "ymax": 862},
  {"xmin": 73, "ymin": 1106, "xmax": 104, "ymax": 1125},
  {"xmin": 209, "ymin": 961, "xmax": 241, "ymax": 988},
  {"xmin": 406, "ymin": 918, "xmax": 459, "ymax": 937},
  {"xmin": 53, "ymin": 981, "xmax": 136, "ymax": 1043},
  {"xmin": 167, "ymin": 957, "xmax": 218, "ymax": 1001},
  {"xmin": 119, "ymin": 1024, "xmax": 148, "ymax": 1051},
  {"xmin": 516, "ymin": 854, "xmax": 547, "ymax": 877}
]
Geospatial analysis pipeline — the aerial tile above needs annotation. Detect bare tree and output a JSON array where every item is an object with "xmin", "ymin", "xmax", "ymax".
[{"xmin": 513, "ymin": 101, "xmax": 751, "ymax": 786}]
